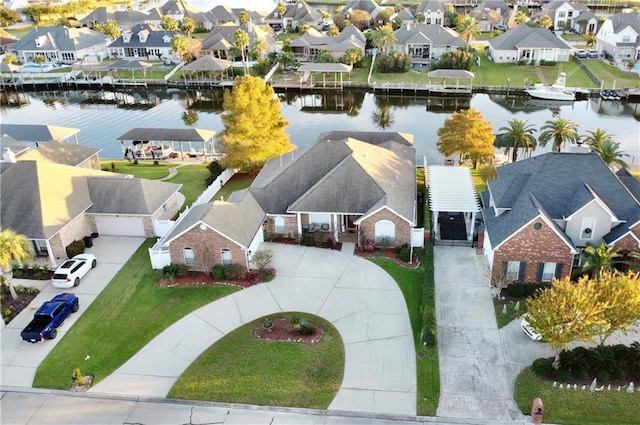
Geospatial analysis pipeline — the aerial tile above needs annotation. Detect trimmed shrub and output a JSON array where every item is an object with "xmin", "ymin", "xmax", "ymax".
[
  {"xmin": 163, "ymin": 263, "xmax": 188, "ymax": 281},
  {"xmin": 589, "ymin": 345, "xmax": 616, "ymax": 374},
  {"xmin": 301, "ymin": 235, "xmax": 315, "ymax": 246},
  {"xmin": 556, "ymin": 369, "xmax": 572, "ymax": 383},
  {"xmin": 399, "ymin": 247, "xmax": 411, "ymax": 262},
  {"xmin": 223, "ymin": 264, "xmax": 245, "ymax": 280},
  {"xmin": 595, "ymin": 369, "xmax": 610, "ymax": 383},
  {"xmin": 612, "ymin": 367, "xmax": 626, "ymax": 381},
  {"xmin": 65, "ymin": 240, "xmax": 85, "ymax": 258},
  {"xmin": 532, "ymin": 357, "xmax": 553, "ymax": 377},
  {"xmin": 244, "ymin": 270, "xmax": 262, "ymax": 284},
  {"xmin": 506, "ymin": 282, "xmax": 526, "ymax": 298},
  {"xmin": 211, "ymin": 265, "xmax": 224, "ymax": 280}
]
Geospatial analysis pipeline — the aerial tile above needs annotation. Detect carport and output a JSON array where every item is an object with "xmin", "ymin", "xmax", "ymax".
[{"xmin": 428, "ymin": 165, "xmax": 480, "ymax": 245}]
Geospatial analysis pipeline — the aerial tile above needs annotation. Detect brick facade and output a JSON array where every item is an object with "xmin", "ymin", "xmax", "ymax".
[
  {"xmin": 264, "ymin": 215, "xmax": 299, "ymax": 239},
  {"xmin": 360, "ymin": 208, "xmax": 412, "ymax": 248},
  {"xmin": 612, "ymin": 222, "xmax": 640, "ymax": 253},
  {"xmin": 490, "ymin": 218, "xmax": 574, "ymax": 284},
  {"xmin": 48, "ymin": 212, "xmax": 95, "ymax": 266},
  {"xmin": 169, "ymin": 225, "xmax": 248, "ymax": 272}
]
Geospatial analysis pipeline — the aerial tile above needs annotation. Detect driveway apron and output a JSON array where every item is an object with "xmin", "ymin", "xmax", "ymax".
[
  {"xmin": 90, "ymin": 243, "xmax": 417, "ymax": 416},
  {"xmin": 435, "ymin": 246, "xmax": 523, "ymax": 422}
]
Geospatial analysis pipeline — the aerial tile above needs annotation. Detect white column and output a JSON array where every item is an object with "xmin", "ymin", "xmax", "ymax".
[{"xmin": 297, "ymin": 213, "xmax": 302, "ymax": 236}]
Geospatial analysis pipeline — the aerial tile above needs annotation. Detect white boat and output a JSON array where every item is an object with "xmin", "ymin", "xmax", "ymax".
[{"xmin": 525, "ymin": 73, "xmax": 575, "ymax": 101}]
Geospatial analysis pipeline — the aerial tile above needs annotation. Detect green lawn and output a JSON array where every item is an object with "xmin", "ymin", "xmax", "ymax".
[
  {"xmin": 561, "ymin": 34, "xmax": 585, "ymax": 42},
  {"xmin": 165, "ymin": 163, "xmax": 210, "ymax": 208},
  {"xmin": 33, "ymin": 239, "xmax": 239, "ymax": 389},
  {"xmin": 539, "ymin": 62, "xmax": 596, "ymax": 88},
  {"xmin": 213, "ymin": 172, "xmax": 254, "ymax": 201},
  {"xmin": 494, "ymin": 299, "xmax": 527, "ymax": 329},
  {"xmin": 168, "ymin": 314, "xmax": 344, "ymax": 409},
  {"xmin": 515, "ymin": 368, "xmax": 640, "ymax": 424},
  {"xmin": 99, "ymin": 160, "xmax": 173, "ymax": 179},
  {"xmin": 371, "ymin": 253, "xmax": 440, "ymax": 416},
  {"xmin": 472, "ymin": 61, "xmax": 540, "ymax": 87},
  {"xmin": 580, "ymin": 59, "xmax": 640, "ymax": 90}
]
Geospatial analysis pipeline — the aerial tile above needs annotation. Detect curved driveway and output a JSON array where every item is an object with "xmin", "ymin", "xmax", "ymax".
[{"xmin": 90, "ymin": 243, "xmax": 416, "ymax": 416}]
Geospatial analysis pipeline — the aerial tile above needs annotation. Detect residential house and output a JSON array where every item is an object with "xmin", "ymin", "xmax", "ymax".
[
  {"xmin": 596, "ymin": 12, "xmax": 640, "ymax": 62},
  {"xmin": 10, "ymin": 26, "xmax": 110, "ymax": 64},
  {"xmin": 108, "ymin": 23, "xmax": 179, "ymax": 61},
  {"xmin": 157, "ymin": 131, "xmax": 417, "ymax": 272},
  {"xmin": 395, "ymin": 8, "xmax": 416, "ymax": 26},
  {"xmin": 80, "ymin": 7, "xmax": 163, "ymax": 31},
  {"xmin": 572, "ymin": 10, "xmax": 599, "ymax": 35},
  {"xmin": 0, "ymin": 160, "xmax": 182, "ymax": 267},
  {"xmin": 393, "ymin": 23, "xmax": 466, "ymax": 65},
  {"xmin": 201, "ymin": 22, "xmax": 276, "ymax": 60},
  {"xmin": 0, "ymin": 28, "xmax": 17, "ymax": 54},
  {"xmin": 280, "ymin": 0, "xmax": 324, "ymax": 31},
  {"xmin": 415, "ymin": 0, "xmax": 447, "ymax": 26},
  {"xmin": 17, "ymin": 140, "xmax": 101, "ymax": 170},
  {"xmin": 540, "ymin": 1, "xmax": 589, "ymax": 32},
  {"xmin": 289, "ymin": 25, "xmax": 366, "ymax": 62},
  {"xmin": 488, "ymin": 24, "xmax": 572, "ymax": 63},
  {"xmin": 481, "ymin": 152, "xmax": 640, "ymax": 284},
  {"xmin": 160, "ymin": 0, "xmax": 200, "ymax": 21},
  {"xmin": 471, "ymin": 0, "xmax": 510, "ymax": 32},
  {"xmin": 340, "ymin": 0, "xmax": 384, "ymax": 21},
  {"xmin": 1, "ymin": 123, "xmax": 80, "ymax": 145}
]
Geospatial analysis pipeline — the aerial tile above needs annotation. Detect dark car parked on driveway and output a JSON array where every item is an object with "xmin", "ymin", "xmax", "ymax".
[{"xmin": 21, "ymin": 293, "xmax": 79, "ymax": 343}]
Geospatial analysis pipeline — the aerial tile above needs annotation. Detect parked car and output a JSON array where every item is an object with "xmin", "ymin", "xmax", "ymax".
[
  {"xmin": 20, "ymin": 293, "xmax": 79, "ymax": 342},
  {"xmin": 576, "ymin": 50, "xmax": 588, "ymax": 58},
  {"xmin": 520, "ymin": 313, "xmax": 543, "ymax": 341},
  {"xmin": 51, "ymin": 254, "xmax": 97, "ymax": 288},
  {"xmin": 588, "ymin": 50, "xmax": 599, "ymax": 58}
]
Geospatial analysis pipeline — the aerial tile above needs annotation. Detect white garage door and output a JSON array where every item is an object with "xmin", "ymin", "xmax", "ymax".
[{"xmin": 95, "ymin": 216, "xmax": 146, "ymax": 236}]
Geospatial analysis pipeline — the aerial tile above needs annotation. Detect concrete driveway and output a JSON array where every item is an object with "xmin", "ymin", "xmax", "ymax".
[
  {"xmin": 1, "ymin": 236, "xmax": 146, "ymax": 388},
  {"xmin": 90, "ymin": 243, "xmax": 417, "ymax": 416},
  {"xmin": 434, "ymin": 246, "xmax": 525, "ymax": 422}
]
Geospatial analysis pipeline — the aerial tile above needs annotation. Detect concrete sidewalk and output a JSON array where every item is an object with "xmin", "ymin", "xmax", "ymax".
[
  {"xmin": 1, "ymin": 236, "xmax": 146, "ymax": 388},
  {"xmin": 90, "ymin": 243, "xmax": 417, "ymax": 416}
]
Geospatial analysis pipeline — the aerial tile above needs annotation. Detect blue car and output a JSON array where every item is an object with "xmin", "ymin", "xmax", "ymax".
[{"xmin": 20, "ymin": 293, "xmax": 79, "ymax": 343}]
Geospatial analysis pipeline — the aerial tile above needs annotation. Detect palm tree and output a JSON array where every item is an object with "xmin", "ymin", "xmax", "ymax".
[
  {"xmin": 579, "ymin": 242, "xmax": 622, "ymax": 279},
  {"xmin": 0, "ymin": 228, "xmax": 32, "ymax": 301},
  {"xmin": 33, "ymin": 54, "xmax": 46, "ymax": 73},
  {"xmin": 591, "ymin": 139, "xmax": 629, "ymax": 170},
  {"xmin": 456, "ymin": 14, "xmax": 480, "ymax": 46},
  {"xmin": 498, "ymin": 118, "xmax": 537, "ymax": 162},
  {"xmin": 234, "ymin": 29, "xmax": 249, "ymax": 75},
  {"xmin": 369, "ymin": 23, "xmax": 396, "ymax": 54},
  {"xmin": 538, "ymin": 118, "xmax": 580, "ymax": 152},
  {"xmin": 250, "ymin": 37, "xmax": 269, "ymax": 60},
  {"xmin": 583, "ymin": 128, "xmax": 613, "ymax": 150}
]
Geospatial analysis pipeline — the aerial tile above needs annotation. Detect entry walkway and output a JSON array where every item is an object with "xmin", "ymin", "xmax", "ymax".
[
  {"xmin": 90, "ymin": 243, "xmax": 416, "ymax": 416},
  {"xmin": 434, "ymin": 246, "xmax": 524, "ymax": 422}
]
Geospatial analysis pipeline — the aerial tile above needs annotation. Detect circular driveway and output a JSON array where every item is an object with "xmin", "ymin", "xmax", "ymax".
[{"xmin": 90, "ymin": 243, "xmax": 417, "ymax": 416}]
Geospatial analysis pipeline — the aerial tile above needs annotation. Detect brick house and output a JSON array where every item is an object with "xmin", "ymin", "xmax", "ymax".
[
  {"xmin": 0, "ymin": 160, "xmax": 181, "ymax": 268},
  {"xmin": 481, "ymin": 152, "xmax": 640, "ymax": 284},
  {"xmin": 159, "ymin": 131, "xmax": 417, "ymax": 272}
]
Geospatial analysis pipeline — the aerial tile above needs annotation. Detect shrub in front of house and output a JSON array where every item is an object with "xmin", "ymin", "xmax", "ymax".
[
  {"xmin": 65, "ymin": 240, "xmax": 85, "ymax": 258},
  {"xmin": 223, "ymin": 264, "xmax": 245, "ymax": 280},
  {"xmin": 532, "ymin": 357, "xmax": 553, "ymax": 377},
  {"xmin": 506, "ymin": 282, "xmax": 526, "ymax": 298},
  {"xmin": 211, "ymin": 265, "xmax": 225, "ymax": 279}
]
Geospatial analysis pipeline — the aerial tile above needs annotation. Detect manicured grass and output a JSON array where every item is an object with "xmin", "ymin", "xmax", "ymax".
[
  {"xmin": 165, "ymin": 163, "xmax": 210, "ymax": 208},
  {"xmin": 5, "ymin": 26, "xmax": 35, "ymax": 39},
  {"xmin": 539, "ymin": 62, "xmax": 595, "ymax": 88},
  {"xmin": 514, "ymin": 367, "xmax": 640, "ymax": 424},
  {"xmin": 213, "ymin": 172, "xmax": 254, "ymax": 202},
  {"xmin": 371, "ymin": 252, "xmax": 440, "ymax": 416},
  {"xmin": 494, "ymin": 299, "xmax": 527, "ymax": 329},
  {"xmin": 99, "ymin": 159, "xmax": 173, "ymax": 179},
  {"xmin": 472, "ymin": 61, "xmax": 540, "ymax": 87},
  {"xmin": 168, "ymin": 314, "xmax": 344, "ymax": 409},
  {"xmin": 33, "ymin": 239, "xmax": 239, "ymax": 389},
  {"xmin": 561, "ymin": 34, "xmax": 585, "ymax": 42},
  {"xmin": 580, "ymin": 59, "xmax": 640, "ymax": 90}
]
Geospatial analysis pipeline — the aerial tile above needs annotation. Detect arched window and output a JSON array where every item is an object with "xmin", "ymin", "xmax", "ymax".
[
  {"xmin": 274, "ymin": 216, "xmax": 285, "ymax": 234},
  {"xmin": 374, "ymin": 220, "xmax": 395, "ymax": 244},
  {"xmin": 183, "ymin": 247, "xmax": 195, "ymax": 265},
  {"xmin": 221, "ymin": 249, "xmax": 232, "ymax": 266}
]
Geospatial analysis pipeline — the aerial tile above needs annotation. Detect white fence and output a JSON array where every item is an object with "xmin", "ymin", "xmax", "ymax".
[{"xmin": 149, "ymin": 168, "xmax": 236, "ymax": 269}]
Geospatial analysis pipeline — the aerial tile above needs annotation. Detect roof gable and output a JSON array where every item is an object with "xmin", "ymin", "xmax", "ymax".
[{"xmin": 18, "ymin": 140, "xmax": 100, "ymax": 166}]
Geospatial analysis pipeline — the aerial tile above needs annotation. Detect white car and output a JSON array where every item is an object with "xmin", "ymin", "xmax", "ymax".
[
  {"xmin": 520, "ymin": 313, "xmax": 543, "ymax": 341},
  {"xmin": 51, "ymin": 254, "xmax": 97, "ymax": 288}
]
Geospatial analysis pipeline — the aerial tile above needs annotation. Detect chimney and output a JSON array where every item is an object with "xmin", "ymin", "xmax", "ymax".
[{"xmin": 3, "ymin": 147, "xmax": 17, "ymax": 163}]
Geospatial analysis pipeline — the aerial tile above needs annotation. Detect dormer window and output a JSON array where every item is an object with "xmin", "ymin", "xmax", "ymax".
[
  {"xmin": 138, "ymin": 30, "xmax": 149, "ymax": 43},
  {"xmin": 162, "ymin": 35, "xmax": 172, "ymax": 43},
  {"xmin": 123, "ymin": 31, "xmax": 132, "ymax": 43},
  {"xmin": 35, "ymin": 35, "xmax": 45, "ymax": 47}
]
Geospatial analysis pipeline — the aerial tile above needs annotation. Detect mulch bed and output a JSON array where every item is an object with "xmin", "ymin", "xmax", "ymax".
[
  {"xmin": 253, "ymin": 318, "xmax": 324, "ymax": 344},
  {"xmin": 158, "ymin": 272, "xmax": 259, "ymax": 288},
  {"xmin": 69, "ymin": 374, "xmax": 94, "ymax": 392},
  {"xmin": 355, "ymin": 248, "xmax": 421, "ymax": 269},
  {"xmin": 1, "ymin": 286, "xmax": 40, "ymax": 324}
]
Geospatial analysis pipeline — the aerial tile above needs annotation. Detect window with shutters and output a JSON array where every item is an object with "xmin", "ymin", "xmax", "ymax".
[
  {"xmin": 541, "ymin": 262, "xmax": 556, "ymax": 282},
  {"xmin": 506, "ymin": 261, "xmax": 520, "ymax": 280}
]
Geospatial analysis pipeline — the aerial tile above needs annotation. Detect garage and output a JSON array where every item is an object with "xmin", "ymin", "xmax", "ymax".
[{"xmin": 94, "ymin": 215, "xmax": 146, "ymax": 236}]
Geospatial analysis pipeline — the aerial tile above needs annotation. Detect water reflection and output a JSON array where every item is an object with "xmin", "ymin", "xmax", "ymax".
[{"xmin": 372, "ymin": 97, "xmax": 395, "ymax": 129}]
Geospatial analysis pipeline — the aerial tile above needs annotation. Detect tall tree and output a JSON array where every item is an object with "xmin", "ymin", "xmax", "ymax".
[
  {"xmin": 276, "ymin": 1, "xmax": 286, "ymax": 17},
  {"xmin": 234, "ymin": 29, "xmax": 249, "ymax": 75},
  {"xmin": 161, "ymin": 15, "xmax": 179, "ymax": 31},
  {"xmin": 3, "ymin": 53, "xmax": 18, "ymax": 64},
  {"xmin": 591, "ymin": 140, "xmax": 629, "ymax": 170},
  {"xmin": 250, "ymin": 36, "xmax": 268, "ymax": 60},
  {"xmin": 171, "ymin": 34, "xmax": 189, "ymax": 62},
  {"xmin": 0, "ymin": 228, "xmax": 32, "ymax": 301},
  {"xmin": 342, "ymin": 47, "xmax": 363, "ymax": 68},
  {"xmin": 1, "ymin": 6, "xmax": 20, "ymax": 27},
  {"xmin": 239, "ymin": 10, "xmax": 250, "ymax": 24},
  {"xmin": 369, "ymin": 23, "xmax": 396, "ymax": 53},
  {"xmin": 181, "ymin": 17, "xmax": 195, "ymax": 37},
  {"xmin": 498, "ymin": 118, "xmax": 537, "ymax": 162},
  {"xmin": 349, "ymin": 9, "xmax": 370, "ymax": 30},
  {"xmin": 538, "ymin": 117, "xmax": 579, "ymax": 152},
  {"xmin": 218, "ymin": 76, "xmax": 293, "ymax": 172},
  {"xmin": 456, "ymin": 14, "xmax": 480, "ymax": 46},
  {"xmin": 583, "ymin": 128, "xmax": 613, "ymax": 150},
  {"xmin": 584, "ymin": 32, "xmax": 596, "ymax": 49},
  {"xmin": 436, "ymin": 107, "xmax": 495, "ymax": 168},
  {"xmin": 539, "ymin": 15, "xmax": 553, "ymax": 30},
  {"xmin": 526, "ymin": 276, "xmax": 607, "ymax": 369},
  {"xmin": 592, "ymin": 271, "xmax": 640, "ymax": 346},
  {"xmin": 93, "ymin": 19, "xmax": 121, "ymax": 39},
  {"xmin": 327, "ymin": 25, "xmax": 339, "ymax": 37}
]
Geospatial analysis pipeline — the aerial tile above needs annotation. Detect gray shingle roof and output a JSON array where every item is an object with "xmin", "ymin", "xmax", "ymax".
[
  {"xmin": 2, "ymin": 124, "xmax": 80, "ymax": 143},
  {"xmin": 482, "ymin": 152, "xmax": 640, "ymax": 248},
  {"xmin": 18, "ymin": 140, "xmax": 100, "ymax": 166},
  {"xmin": 608, "ymin": 12, "xmax": 640, "ymax": 36},
  {"xmin": 116, "ymin": 128, "xmax": 215, "ymax": 142},
  {"xmin": 108, "ymin": 24, "xmax": 177, "ymax": 48},
  {"xmin": 416, "ymin": 0, "xmax": 446, "ymax": 13},
  {"xmin": 11, "ymin": 26, "xmax": 110, "ymax": 52},
  {"xmin": 86, "ymin": 177, "xmax": 181, "ymax": 215},
  {"xmin": 473, "ymin": 0, "xmax": 510, "ymax": 17},
  {"xmin": 395, "ymin": 24, "xmax": 465, "ymax": 48},
  {"xmin": 542, "ymin": 1, "xmax": 588, "ymax": 12},
  {"xmin": 489, "ymin": 24, "xmax": 573, "ymax": 50},
  {"xmin": 201, "ymin": 22, "xmax": 275, "ymax": 51}
]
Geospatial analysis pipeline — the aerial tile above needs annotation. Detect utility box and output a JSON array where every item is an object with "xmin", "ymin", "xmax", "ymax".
[{"xmin": 531, "ymin": 397, "xmax": 544, "ymax": 423}]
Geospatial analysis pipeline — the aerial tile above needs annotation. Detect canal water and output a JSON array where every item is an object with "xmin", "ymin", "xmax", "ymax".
[{"xmin": 1, "ymin": 89, "xmax": 639, "ymax": 164}]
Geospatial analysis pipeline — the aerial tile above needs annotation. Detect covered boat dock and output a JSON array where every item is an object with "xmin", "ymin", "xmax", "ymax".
[{"xmin": 117, "ymin": 128, "xmax": 216, "ymax": 160}]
